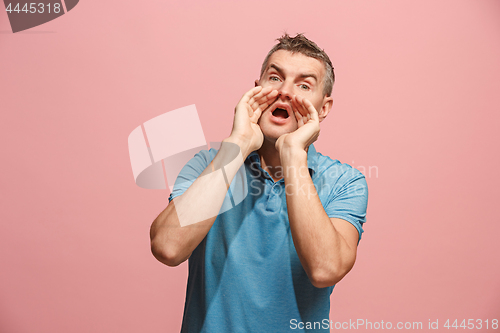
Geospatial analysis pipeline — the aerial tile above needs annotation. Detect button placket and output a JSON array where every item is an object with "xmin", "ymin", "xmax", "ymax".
[{"xmin": 266, "ymin": 183, "xmax": 283, "ymax": 212}]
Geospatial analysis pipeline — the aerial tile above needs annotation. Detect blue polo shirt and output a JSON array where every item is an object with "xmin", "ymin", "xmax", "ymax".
[{"xmin": 168, "ymin": 145, "xmax": 368, "ymax": 332}]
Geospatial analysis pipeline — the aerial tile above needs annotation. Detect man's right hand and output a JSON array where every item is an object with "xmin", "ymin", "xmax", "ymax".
[
  {"xmin": 150, "ymin": 86, "xmax": 277, "ymax": 266},
  {"xmin": 227, "ymin": 86, "xmax": 278, "ymax": 156}
]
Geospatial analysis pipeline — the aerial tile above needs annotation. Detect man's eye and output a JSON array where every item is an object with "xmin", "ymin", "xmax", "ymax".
[
  {"xmin": 270, "ymin": 76, "xmax": 279, "ymax": 82},
  {"xmin": 300, "ymin": 84, "xmax": 310, "ymax": 90}
]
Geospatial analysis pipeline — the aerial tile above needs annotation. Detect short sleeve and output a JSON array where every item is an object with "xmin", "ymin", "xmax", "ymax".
[
  {"xmin": 168, "ymin": 149, "xmax": 216, "ymax": 203},
  {"xmin": 323, "ymin": 168, "xmax": 368, "ymax": 242}
]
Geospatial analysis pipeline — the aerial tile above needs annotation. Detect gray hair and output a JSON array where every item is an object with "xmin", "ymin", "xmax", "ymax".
[{"xmin": 260, "ymin": 33, "xmax": 335, "ymax": 97}]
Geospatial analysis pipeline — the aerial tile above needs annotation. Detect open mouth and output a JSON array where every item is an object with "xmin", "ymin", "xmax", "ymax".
[{"xmin": 272, "ymin": 107, "xmax": 289, "ymax": 119}]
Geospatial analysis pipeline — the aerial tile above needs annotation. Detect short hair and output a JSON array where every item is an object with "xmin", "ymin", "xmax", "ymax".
[{"xmin": 260, "ymin": 33, "xmax": 335, "ymax": 97}]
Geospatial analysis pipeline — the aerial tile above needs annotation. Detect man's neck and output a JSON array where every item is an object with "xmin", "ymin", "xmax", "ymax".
[{"xmin": 257, "ymin": 139, "xmax": 283, "ymax": 182}]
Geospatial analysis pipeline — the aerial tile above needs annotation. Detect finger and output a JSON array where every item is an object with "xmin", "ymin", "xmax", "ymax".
[
  {"xmin": 255, "ymin": 89, "xmax": 278, "ymax": 106},
  {"xmin": 247, "ymin": 86, "xmax": 272, "ymax": 106},
  {"xmin": 295, "ymin": 95, "xmax": 317, "ymax": 121},
  {"xmin": 250, "ymin": 88, "xmax": 277, "ymax": 109},
  {"xmin": 291, "ymin": 102, "xmax": 305, "ymax": 126},
  {"xmin": 251, "ymin": 99, "xmax": 272, "ymax": 116},
  {"xmin": 252, "ymin": 107, "xmax": 263, "ymax": 122},
  {"xmin": 292, "ymin": 95, "xmax": 308, "ymax": 118},
  {"xmin": 301, "ymin": 97, "xmax": 319, "ymax": 122},
  {"xmin": 294, "ymin": 110, "xmax": 305, "ymax": 127},
  {"xmin": 240, "ymin": 86, "xmax": 263, "ymax": 105},
  {"xmin": 251, "ymin": 89, "xmax": 278, "ymax": 111}
]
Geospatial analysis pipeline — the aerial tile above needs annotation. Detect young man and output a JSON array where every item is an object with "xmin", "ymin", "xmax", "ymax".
[{"xmin": 150, "ymin": 34, "xmax": 368, "ymax": 332}]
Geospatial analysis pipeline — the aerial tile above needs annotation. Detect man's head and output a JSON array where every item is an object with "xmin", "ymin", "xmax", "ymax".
[
  {"xmin": 256, "ymin": 34, "xmax": 335, "ymax": 142},
  {"xmin": 260, "ymin": 33, "xmax": 335, "ymax": 97}
]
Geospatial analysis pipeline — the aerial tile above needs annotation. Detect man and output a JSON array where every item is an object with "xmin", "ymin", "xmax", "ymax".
[{"xmin": 150, "ymin": 34, "xmax": 368, "ymax": 332}]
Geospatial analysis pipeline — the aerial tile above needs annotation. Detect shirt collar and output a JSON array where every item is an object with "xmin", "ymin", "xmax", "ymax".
[{"xmin": 247, "ymin": 144, "xmax": 319, "ymax": 175}]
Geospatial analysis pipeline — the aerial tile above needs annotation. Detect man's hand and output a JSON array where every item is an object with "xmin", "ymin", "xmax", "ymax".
[
  {"xmin": 150, "ymin": 86, "xmax": 279, "ymax": 266},
  {"xmin": 275, "ymin": 95, "xmax": 358, "ymax": 288},
  {"xmin": 275, "ymin": 95, "xmax": 320, "ymax": 154},
  {"xmin": 228, "ymin": 86, "xmax": 278, "ymax": 156}
]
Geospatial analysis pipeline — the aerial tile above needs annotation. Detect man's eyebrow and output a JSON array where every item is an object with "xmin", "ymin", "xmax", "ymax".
[
  {"xmin": 268, "ymin": 64, "xmax": 318, "ymax": 83},
  {"xmin": 298, "ymin": 73, "xmax": 318, "ymax": 82},
  {"xmin": 268, "ymin": 64, "xmax": 284, "ymax": 77}
]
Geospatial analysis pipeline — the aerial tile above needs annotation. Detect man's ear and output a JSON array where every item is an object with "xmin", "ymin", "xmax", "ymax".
[
  {"xmin": 254, "ymin": 79, "xmax": 260, "ymax": 87},
  {"xmin": 318, "ymin": 96, "xmax": 334, "ymax": 123}
]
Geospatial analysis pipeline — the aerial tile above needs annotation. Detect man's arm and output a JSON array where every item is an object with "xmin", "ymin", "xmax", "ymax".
[
  {"xmin": 277, "ymin": 95, "xmax": 362, "ymax": 288},
  {"xmin": 150, "ymin": 139, "xmax": 246, "ymax": 266},
  {"xmin": 150, "ymin": 86, "xmax": 278, "ymax": 266},
  {"xmin": 281, "ymin": 147, "xmax": 359, "ymax": 288}
]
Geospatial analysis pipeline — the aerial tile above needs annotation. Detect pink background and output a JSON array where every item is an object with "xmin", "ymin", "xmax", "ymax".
[{"xmin": 1, "ymin": 0, "xmax": 499, "ymax": 332}]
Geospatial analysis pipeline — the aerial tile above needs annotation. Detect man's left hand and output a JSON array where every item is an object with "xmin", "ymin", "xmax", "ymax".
[{"xmin": 275, "ymin": 95, "xmax": 320, "ymax": 154}]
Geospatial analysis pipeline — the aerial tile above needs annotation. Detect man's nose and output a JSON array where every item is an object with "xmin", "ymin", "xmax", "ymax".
[{"xmin": 278, "ymin": 81, "xmax": 293, "ymax": 101}]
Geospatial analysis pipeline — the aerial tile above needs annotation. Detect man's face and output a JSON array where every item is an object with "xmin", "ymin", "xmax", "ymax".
[{"xmin": 256, "ymin": 49, "xmax": 332, "ymax": 142}]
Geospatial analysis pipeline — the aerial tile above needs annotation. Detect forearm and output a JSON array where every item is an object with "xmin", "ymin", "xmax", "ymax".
[
  {"xmin": 150, "ymin": 137, "xmax": 250, "ymax": 266},
  {"xmin": 281, "ymin": 148, "xmax": 355, "ymax": 287}
]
